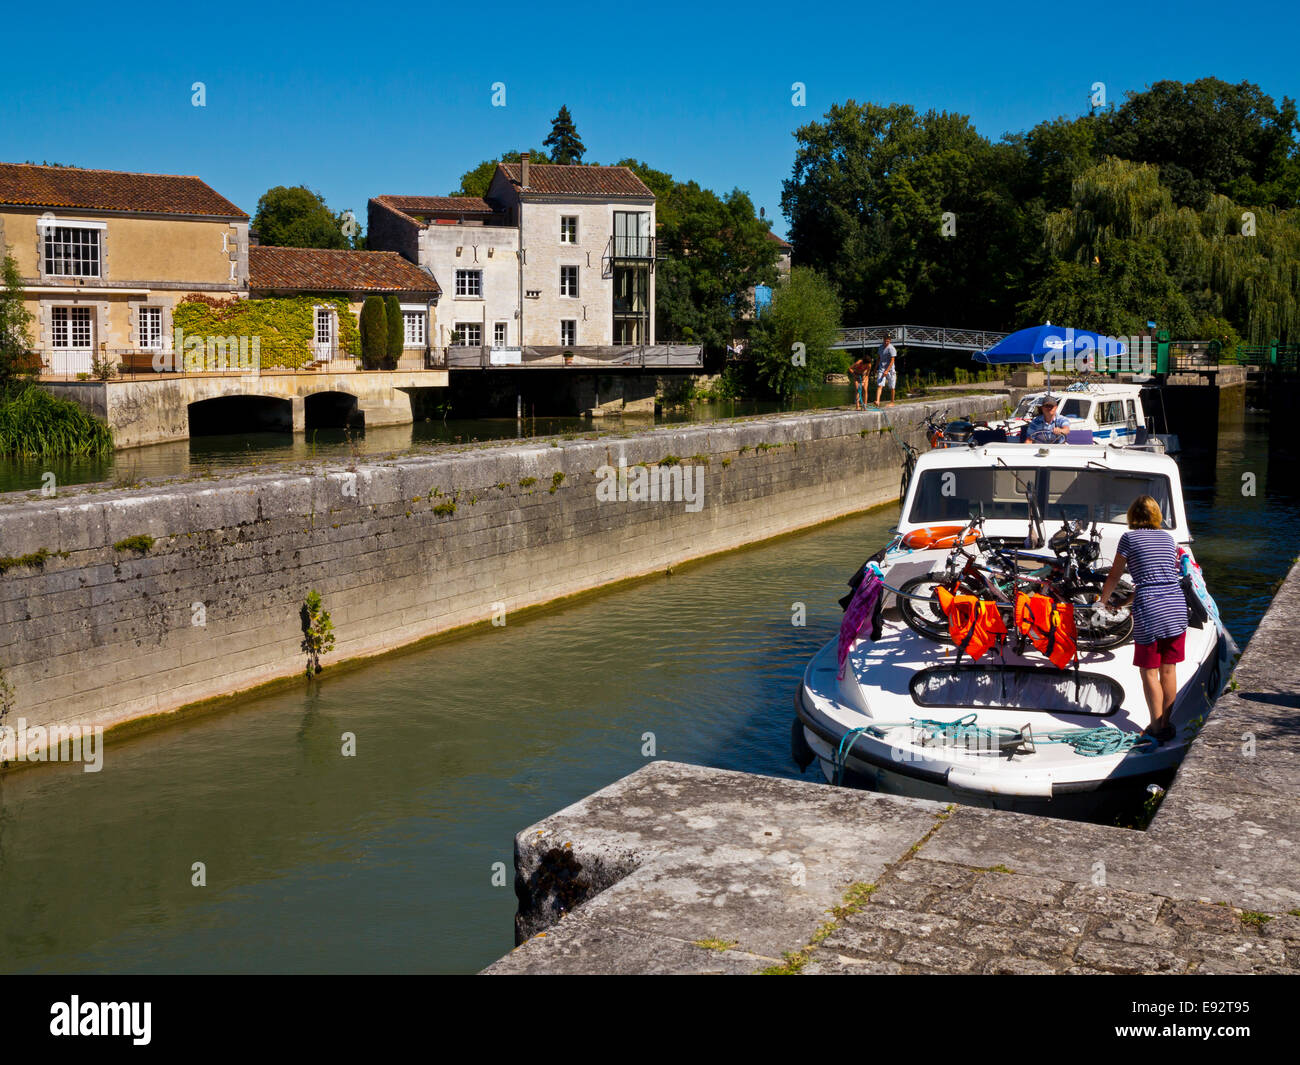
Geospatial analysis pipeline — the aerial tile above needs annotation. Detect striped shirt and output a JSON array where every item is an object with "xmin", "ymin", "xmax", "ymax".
[{"xmin": 1118, "ymin": 528, "xmax": 1186, "ymax": 644}]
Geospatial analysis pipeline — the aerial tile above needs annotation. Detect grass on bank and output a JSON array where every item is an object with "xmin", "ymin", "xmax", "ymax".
[{"xmin": 0, "ymin": 382, "xmax": 114, "ymax": 457}]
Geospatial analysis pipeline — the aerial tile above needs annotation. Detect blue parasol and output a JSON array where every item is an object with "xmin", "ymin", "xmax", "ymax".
[{"xmin": 971, "ymin": 324, "xmax": 1126, "ymax": 367}]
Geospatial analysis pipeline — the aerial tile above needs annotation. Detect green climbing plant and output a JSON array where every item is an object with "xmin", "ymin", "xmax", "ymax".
[{"xmin": 300, "ymin": 589, "xmax": 336, "ymax": 676}]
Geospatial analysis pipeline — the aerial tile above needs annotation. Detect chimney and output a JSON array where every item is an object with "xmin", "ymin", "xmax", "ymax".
[{"xmin": 521, "ymin": 151, "xmax": 530, "ymax": 189}]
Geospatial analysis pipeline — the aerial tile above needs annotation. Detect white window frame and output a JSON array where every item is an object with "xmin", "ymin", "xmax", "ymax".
[
  {"xmin": 454, "ymin": 322, "xmax": 482, "ymax": 346},
  {"xmin": 493, "ymin": 321, "xmax": 508, "ymax": 348},
  {"xmin": 139, "ymin": 306, "xmax": 164, "ymax": 350},
  {"xmin": 560, "ymin": 320, "xmax": 577, "ymax": 346},
  {"xmin": 51, "ymin": 306, "xmax": 94, "ymax": 349},
  {"xmin": 560, "ymin": 216, "xmax": 578, "ymax": 244},
  {"xmin": 40, "ymin": 219, "xmax": 105, "ymax": 278},
  {"xmin": 402, "ymin": 310, "xmax": 426, "ymax": 347},
  {"xmin": 560, "ymin": 265, "xmax": 579, "ymax": 298},
  {"xmin": 454, "ymin": 269, "xmax": 482, "ymax": 297}
]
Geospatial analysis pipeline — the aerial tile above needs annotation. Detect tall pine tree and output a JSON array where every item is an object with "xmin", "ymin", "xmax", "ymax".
[{"xmin": 544, "ymin": 107, "xmax": 585, "ymax": 165}]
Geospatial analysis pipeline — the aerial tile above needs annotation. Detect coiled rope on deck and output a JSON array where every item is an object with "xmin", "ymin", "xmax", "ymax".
[
  {"xmin": 1039, "ymin": 727, "xmax": 1156, "ymax": 757},
  {"xmin": 829, "ymin": 715, "xmax": 1155, "ymax": 781}
]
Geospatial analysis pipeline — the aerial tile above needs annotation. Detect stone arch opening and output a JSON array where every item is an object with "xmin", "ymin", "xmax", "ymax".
[
  {"xmin": 305, "ymin": 391, "xmax": 363, "ymax": 430},
  {"xmin": 188, "ymin": 395, "xmax": 292, "ymax": 436}
]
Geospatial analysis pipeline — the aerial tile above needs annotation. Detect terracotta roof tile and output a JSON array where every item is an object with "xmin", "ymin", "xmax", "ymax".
[
  {"xmin": 248, "ymin": 246, "xmax": 440, "ymax": 295},
  {"xmin": 0, "ymin": 162, "xmax": 247, "ymax": 218},
  {"xmin": 373, "ymin": 195, "xmax": 499, "ymax": 225},
  {"xmin": 766, "ymin": 231, "xmax": 792, "ymax": 248},
  {"xmin": 498, "ymin": 162, "xmax": 653, "ymax": 198}
]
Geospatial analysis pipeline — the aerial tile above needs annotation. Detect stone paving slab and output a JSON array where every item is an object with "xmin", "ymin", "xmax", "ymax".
[{"xmin": 507, "ymin": 761, "xmax": 948, "ymax": 958}]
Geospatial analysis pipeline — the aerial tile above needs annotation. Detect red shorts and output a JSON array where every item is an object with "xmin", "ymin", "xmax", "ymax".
[{"xmin": 1133, "ymin": 632, "xmax": 1186, "ymax": 669}]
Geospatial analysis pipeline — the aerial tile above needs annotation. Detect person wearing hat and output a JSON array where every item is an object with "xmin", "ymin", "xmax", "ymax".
[{"xmin": 1025, "ymin": 395, "xmax": 1070, "ymax": 443}]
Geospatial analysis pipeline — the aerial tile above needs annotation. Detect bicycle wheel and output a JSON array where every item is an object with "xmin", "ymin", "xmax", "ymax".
[
  {"xmin": 1067, "ymin": 578, "xmax": 1135, "ymax": 651},
  {"xmin": 898, "ymin": 575, "xmax": 952, "ymax": 642}
]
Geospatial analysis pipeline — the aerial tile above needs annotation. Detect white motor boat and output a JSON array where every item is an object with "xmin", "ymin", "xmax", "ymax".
[
  {"xmin": 990, "ymin": 381, "xmax": 1179, "ymax": 454},
  {"xmin": 793, "ymin": 442, "xmax": 1232, "ymax": 818}
]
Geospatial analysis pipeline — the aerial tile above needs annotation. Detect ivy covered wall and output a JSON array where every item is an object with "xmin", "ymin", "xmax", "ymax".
[{"xmin": 173, "ymin": 295, "xmax": 361, "ymax": 370}]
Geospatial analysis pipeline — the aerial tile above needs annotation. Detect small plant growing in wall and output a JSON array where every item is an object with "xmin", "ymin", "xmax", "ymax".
[{"xmin": 300, "ymin": 589, "xmax": 336, "ymax": 677}]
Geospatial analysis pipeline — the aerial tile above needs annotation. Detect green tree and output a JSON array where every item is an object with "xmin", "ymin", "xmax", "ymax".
[
  {"xmin": 253, "ymin": 186, "xmax": 352, "ymax": 249},
  {"xmin": 384, "ymin": 295, "xmax": 403, "ymax": 369},
  {"xmin": 781, "ymin": 101, "xmax": 1031, "ymax": 326},
  {"xmin": 1105, "ymin": 79, "xmax": 1300, "ymax": 209},
  {"xmin": 451, "ymin": 149, "xmax": 549, "ymax": 197},
  {"xmin": 750, "ymin": 267, "xmax": 843, "ymax": 401},
  {"xmin": 544, "ymin": 106, "xmax": 585, "ymax": 165},
  {"xmin": 1031, "ymin": 156, "xmax": 1300, "ymax": 342},
  {"xmin": 360, "ymin": 296, "xmax": 387, "ymax": 369},
  {"xmin": 0, "ymin": 253, "xmax": 35, "ymax": 393}
]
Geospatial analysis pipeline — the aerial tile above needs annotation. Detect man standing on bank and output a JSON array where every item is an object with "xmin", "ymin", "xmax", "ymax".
[
  {"xmin": 874, "ymin": 333, "xmax": 898, "ymax": 407},
  {"xmin": 1097, "ymin": 495, "xmax": 1187, "ymax": 743}
]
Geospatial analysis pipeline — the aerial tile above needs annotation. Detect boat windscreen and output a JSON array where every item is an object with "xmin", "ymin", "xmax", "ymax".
[
  {"xmin": 906, "ymin": 466, "xmax": 1175, "ymax": 528},
  {"xmin": 910, "ymin": 666, "xmax": 1123, "ymax": 716}
]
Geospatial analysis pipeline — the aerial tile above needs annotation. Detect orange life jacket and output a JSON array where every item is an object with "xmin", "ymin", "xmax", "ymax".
[
  {"xmin": 935, "ymin": 587, "xmax": 1007, "ymax": 663},
  {"xmin": 1014, "ymin": 592, "xmax": 1078, "ymax": 669}
]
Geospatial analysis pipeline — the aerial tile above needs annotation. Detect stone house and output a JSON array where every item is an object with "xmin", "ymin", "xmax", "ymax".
[
  {"xmin": 368, "ymin": 155, "xmax": 660, "ymax": 360},
  {"xmin": 0, "ymin": 161, "xmax": 248, "ymax": 375}
]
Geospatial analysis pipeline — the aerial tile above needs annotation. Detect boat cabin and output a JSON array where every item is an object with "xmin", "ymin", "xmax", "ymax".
[
  {"xmin": 896, "ymin": 443, "xmax": 1189, "ymax": 560},
  {"xmin": 1001, "ymin": 382, "xmax": 1149, "ymax": 443}
]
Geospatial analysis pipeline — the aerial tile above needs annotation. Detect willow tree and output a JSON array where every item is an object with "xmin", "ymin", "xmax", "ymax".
[{"xmin": 1033, "ymin": 157, "xmax": 1300, "ymax": 342}]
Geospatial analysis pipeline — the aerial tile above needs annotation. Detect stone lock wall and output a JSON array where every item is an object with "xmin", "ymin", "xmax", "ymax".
[{"xmin": 0, "ymin": 401, "xmax": 1007, "ymax": 741}]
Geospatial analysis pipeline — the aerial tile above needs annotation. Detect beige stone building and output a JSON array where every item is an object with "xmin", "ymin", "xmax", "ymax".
[
  {"xmin": 0, "ymin": 162, "xmax": 249, "ymax": 375},
  {"xmin": 369, "ymin": 155, "xmax": 660, "ymax": 361}
]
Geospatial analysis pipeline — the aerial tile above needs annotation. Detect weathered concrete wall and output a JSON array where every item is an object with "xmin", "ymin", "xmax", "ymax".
[
  {"xmin": 0, "ymin": 401, "xmax": 1004, "ymax": 742},
  {"xmin": 486, "ymin": 554, "xmax": 1300, "ymax": 974},
  {"xmin": 43, "ymin": 369, "xmax": 449, "ymax": 448}
]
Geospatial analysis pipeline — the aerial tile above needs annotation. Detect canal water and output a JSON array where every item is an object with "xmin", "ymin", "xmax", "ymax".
[{"xmin": 0, "ymin": 414, "xmax": 1295, "ymax": 973}]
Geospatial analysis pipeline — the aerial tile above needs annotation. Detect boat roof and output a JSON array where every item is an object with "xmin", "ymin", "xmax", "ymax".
[
  {"xmin": 1022, "ymin": 381, "xmax": 1146, "ymax": 399},
  {"xmin": 912, "ymin": 442, "xmax": 1178, "ymax": 476}
]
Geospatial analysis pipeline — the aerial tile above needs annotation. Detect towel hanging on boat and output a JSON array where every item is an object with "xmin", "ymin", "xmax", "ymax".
[{"xmin": 838, "ymin": 563, "xmax": 884, "ymax": 679}]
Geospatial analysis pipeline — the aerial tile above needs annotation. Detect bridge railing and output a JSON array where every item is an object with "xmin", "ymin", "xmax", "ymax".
[{"xmin": 833, "ymin": 324, "xmax": 1010, "ymax": 351}]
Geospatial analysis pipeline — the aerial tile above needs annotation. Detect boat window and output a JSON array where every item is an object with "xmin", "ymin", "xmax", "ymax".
[
  {"xmin": 907, "ymin": 466, "xmax": 1176, "ymax": 528},
  {"xmin": 1126, "ymin": 399, "xmax": 1137, "ymax": 423},
  {"xmin": 1097, "ymin": 400, "xmax": 1125, "ymax": 425},
  {"xmin": 907, "ymin": 468, "xmax": 1035, "ymax": 522},
  {"xmin": 1043, "ymin": 468, "xmax": 1175, "ymax": 527},
  {"xmin": 1013, "ymin": 397, "xmax": 1037, "ymax": 419},
  {"xmin": 1061, "ymin": 399, "xmax": 1091, "ymax": 420},
  {"xmin": 910, "ymin": 665, "xmax": 1123, "ymax": 716}
]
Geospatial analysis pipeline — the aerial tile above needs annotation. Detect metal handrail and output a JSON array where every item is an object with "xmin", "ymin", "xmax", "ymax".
[{"xmin": 833, "ymin": 324, "xmax": 1011, "ymax": 351}]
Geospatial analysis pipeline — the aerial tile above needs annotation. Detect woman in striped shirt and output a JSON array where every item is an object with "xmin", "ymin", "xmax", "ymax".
[{"xmin": 1098, "ymin": 496, "xmax": 1187, "ymax": 743}]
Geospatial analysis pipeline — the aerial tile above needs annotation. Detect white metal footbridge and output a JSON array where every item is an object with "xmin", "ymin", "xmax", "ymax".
[{"xmin": 833, "ymin": 324, "xmax": 1010, "ymax": 352}]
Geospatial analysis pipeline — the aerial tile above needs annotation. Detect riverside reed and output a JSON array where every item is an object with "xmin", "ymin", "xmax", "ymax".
[{"xmin": 0, "ymin": 383, "xmax": 114, "ymax": 457}]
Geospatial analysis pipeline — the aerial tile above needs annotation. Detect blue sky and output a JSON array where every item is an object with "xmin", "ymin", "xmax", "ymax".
[{"xmin": 2, "ymin": 0, "xmax": 1296, "ymax": 238}]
